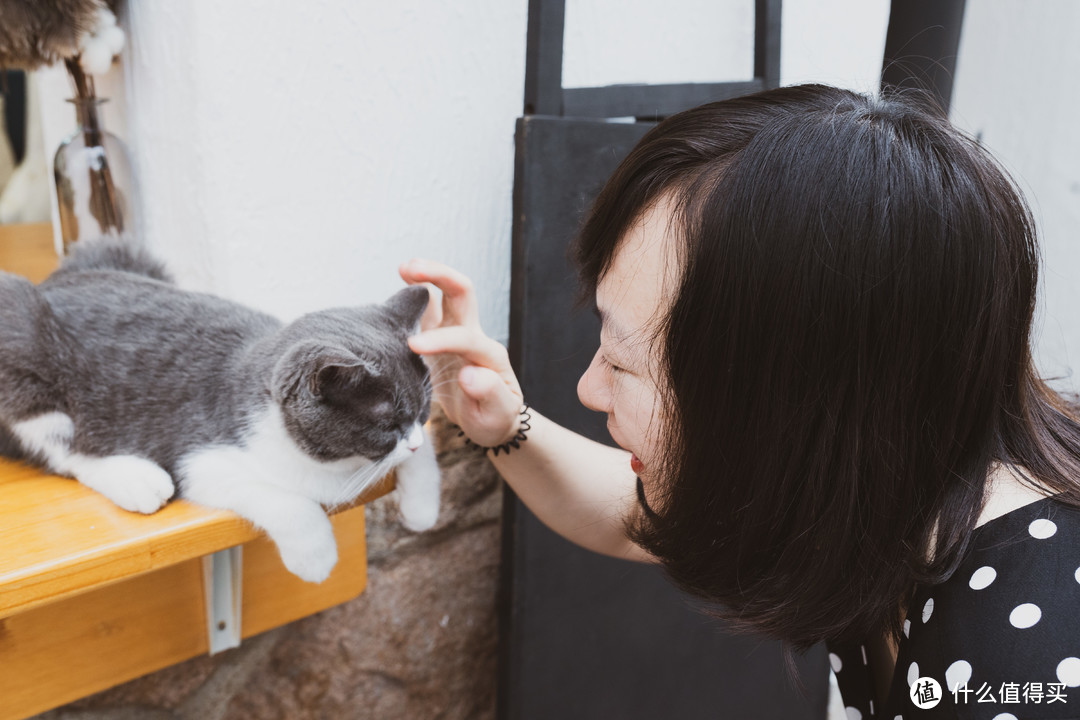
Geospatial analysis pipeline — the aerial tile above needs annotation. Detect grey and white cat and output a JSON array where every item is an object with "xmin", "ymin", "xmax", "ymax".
[{"xmin": 0, "ymin": 239, "xmax": 440, "ymax": 583}]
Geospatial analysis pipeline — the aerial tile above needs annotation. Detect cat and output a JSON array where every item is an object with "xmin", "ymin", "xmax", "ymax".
[{"xmin": 0, "ymin": 239, "xmax": 441, "ymax": 583}]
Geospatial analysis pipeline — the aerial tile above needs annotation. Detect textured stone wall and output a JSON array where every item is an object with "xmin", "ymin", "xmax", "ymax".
[{"xmin": 34, "ymin": 408, "xmax": 502, "ymax": 720}]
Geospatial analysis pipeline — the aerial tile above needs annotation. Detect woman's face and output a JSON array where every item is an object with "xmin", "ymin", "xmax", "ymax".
[{"xmin": 577, "ymin": 196, "xmax": 680, "ymax": 501}]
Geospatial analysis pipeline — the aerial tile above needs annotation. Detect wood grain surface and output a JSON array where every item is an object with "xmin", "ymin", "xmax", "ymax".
[{"xmin": 0, "ymin": 222, "xmax": 58, "ymax": 283}]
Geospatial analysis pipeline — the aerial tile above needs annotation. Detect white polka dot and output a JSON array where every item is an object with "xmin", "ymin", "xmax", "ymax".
[
  {"xmin": 845, "ymin": 707, "xmax": 862, "ymax": 720},
  {"xmin": 922, "ymin": 597, "xmax": 934, "ymax": 623},
  {"xmin": 1029, "ymin": 518, "xmax": 1058, "ymax": 539},
  {"xmin": 903, "ymin": 618, "xmax": 911, "ymax": 638},
  {"xmin": 968, "ymin": 565, "xmax": 997, "ymax": 590},
  {"xmin": 907, "ymin": 661, "xmax": 919, "ymax": 687},
  {"xmin": 829, "ymin": 652, "xmax": 843, "ymax": 673},
  {"xmin": 894, "ymin": 716, "xmax": 903, "ymax": 720},
  {"xmin": 991, "ymin": 714, "xmax": 1018, "ymax": 720},
  {"xmin": 946, "ymin": 660, "xmax": 972, "ymax": 691},
  {"xmin": 1057, "ymin": 657, "xmax": 1080, "ymax": 687},
  {"xmin": 1074, "ymin": 566, "xmax": 1080, "ymax": 585},
  {"xmin": 1009, "ymin": 603, "xmax": 1042, "ymax": 629}
]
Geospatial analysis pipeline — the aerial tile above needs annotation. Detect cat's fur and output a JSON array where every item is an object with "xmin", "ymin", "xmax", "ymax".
[{"xmin": 0, "ymin": 239, "xmax": 440, "ymax": 583}]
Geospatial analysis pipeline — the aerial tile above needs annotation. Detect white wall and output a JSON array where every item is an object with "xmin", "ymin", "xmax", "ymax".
[
  {"xmin": 34, "ymin": 1, "xmax": 1078, "ymax": 384},
  {"xmin": 951, "ymin": 1, "xmax": 1080, "ymax": 394},
  {"xmin": 563, "ymin": 0, "xmax": 754, "ymax": 87},
  {"xmin": 41, "ymin": 1, "xmax": 529, "ymax": 339}
]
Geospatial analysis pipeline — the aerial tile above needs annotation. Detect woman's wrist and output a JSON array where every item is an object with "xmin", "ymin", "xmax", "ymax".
[{"xmin": 453, "ymin": 404, "xmax": 532, "ymax": 456}]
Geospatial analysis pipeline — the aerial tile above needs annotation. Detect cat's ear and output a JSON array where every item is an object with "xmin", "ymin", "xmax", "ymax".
[
  {"xmin": 310, "ymin": 357, "xmax": 372, "ymax": 401},
  {"xmin": 385, "ymin": 286, "xmax": 429, "ymax": 331},
  {"xmin": 272, "ymin": 342, "xmax": 370, "ymax": 402}
]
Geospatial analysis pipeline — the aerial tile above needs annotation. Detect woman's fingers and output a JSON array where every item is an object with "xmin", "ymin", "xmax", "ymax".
[
  {"xmin": 399, "ymin": 260, "xmax": 522, "ymax": 443},
  {"xmin": 399, "ymin": 258, "xmax": 480, "ymax": 327},
  {"xmin": 408, "ymin": 326, "xmax": 517, "ymax": 381},
  {"xmin": 415, "ymin": 282, "xmax": 443, "ymax": 331}
]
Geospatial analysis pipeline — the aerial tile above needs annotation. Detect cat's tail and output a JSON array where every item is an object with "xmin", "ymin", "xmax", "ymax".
[
  {"xmin": 52, "ymin": 239, "xmax": 173, "ymax": 283},
  {"xmin": 0, "ymin": 272, "xmax": 70, "ymax": 424}
]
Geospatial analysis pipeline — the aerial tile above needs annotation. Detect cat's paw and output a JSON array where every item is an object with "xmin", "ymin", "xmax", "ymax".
[
  {"xmin": 395, "ymin": 437, "xmax": 441, "ymax": 532},
  {"xmin": 276, "ymin": 527, "xmax": 339, "ymax": 583},
  {"xmin": 74, "ymin": 454, "xmax": 175, "ymax": 514},
  {"xmin": 398, "ymin": 490, "xmax": 440, "ymax": 532}
]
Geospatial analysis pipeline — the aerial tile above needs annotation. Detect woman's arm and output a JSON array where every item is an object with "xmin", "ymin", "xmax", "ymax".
[
  {"xmin": 400, "ymin": 259, "xmax": 653, "ymax": 563},
  {"xmin": 488, "ymin": 409, "xmax": 651, "ymax": 561}
]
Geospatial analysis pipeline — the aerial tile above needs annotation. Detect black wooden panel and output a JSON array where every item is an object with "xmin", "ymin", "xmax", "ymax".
[
  {"xmin": 754, "ymin": 0, "xmax": 783, "ymax": 89},
  {"xmin": 2, "ymin": 70, "xmax": 26, "ymax": 164},
  {"xmin": 881, "ymin": 0, "xmax": 967, "ymax": 111},
  {"xmin": 523, "ymin": 0, "xmax": 565, "ymax": 115},
  {"xmin": 526, "ymin": 0, "xmax": 781, "ymax": 120},
  {"xmin": 562, "ymin": 81, "xmax": 765, "ymax": 120},
  {"xmin": 500, "ymin": 114, "xmax": 829, "ymax": 720}
]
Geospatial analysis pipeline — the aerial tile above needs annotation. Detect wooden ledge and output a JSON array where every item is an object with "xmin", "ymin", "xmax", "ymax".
[
  {"xmin": 0, "ymin": 222, "xmax": 58, "ymax": 284},
  {"xmin": 0, "ymin": 458, "xmax": 392, "ymax": 719},
  {"xmin": 0, "ymin": 457, "xmax": 393, "ymax": 618}
]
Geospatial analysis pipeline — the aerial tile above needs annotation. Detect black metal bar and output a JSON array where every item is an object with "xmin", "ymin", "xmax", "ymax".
[
  {"xmin": 2, "ymin": 70, "xmax": 27, "ymax": 164},
  {"xmin": 562, "ymin": 80, "xmax": 765, "ymax": 120},
  {"xmin": 523, "ymin": 0, "xmax": 566, "ymax": 115},
  {"xmin": 881, "ymin": 0, "xmax": 967, "ymax": 112},
  {"xmin": 754, "ymin": 0, "xmax": 783, "ymax": 89}
]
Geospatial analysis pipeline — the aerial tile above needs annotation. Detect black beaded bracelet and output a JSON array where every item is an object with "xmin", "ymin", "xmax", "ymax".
[{"xmin": 453, "ymin": 404, "xmax": 532, "ymax": 456}]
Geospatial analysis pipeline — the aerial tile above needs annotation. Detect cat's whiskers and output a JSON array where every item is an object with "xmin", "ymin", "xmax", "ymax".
[
  {"xmin": 334, "ymin": 462, "xmax": 386, "ymax": 507},
  {"xmin": 329, "ymin": 451, "xmax": 395, "ymax": 510}
]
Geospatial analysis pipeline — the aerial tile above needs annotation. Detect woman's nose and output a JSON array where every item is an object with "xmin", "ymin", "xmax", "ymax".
[{"xmin": 577, "ymin": 349, "xmax": 611, "ymax": 413}]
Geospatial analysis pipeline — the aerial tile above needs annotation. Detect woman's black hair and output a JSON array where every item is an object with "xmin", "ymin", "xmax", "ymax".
[{"xmin": 574, "ymin": 83, "xmax": 1080, "ymax": 650}]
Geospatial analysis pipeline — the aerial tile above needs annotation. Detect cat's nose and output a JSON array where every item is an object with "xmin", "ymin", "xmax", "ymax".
[{"xmin": 406, "ymin": 424, "xmax": 425, "ymax": 451}]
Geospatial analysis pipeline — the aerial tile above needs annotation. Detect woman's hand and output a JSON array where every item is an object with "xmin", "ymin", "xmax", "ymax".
[{"xmin": 399, "ymin": 259, "xmax": 524, "ymax": 446}]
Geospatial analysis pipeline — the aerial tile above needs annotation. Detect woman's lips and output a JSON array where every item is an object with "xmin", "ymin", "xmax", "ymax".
[{"xmin": 630, "ymin": 453, "xmax": 644, "ymax": 474}]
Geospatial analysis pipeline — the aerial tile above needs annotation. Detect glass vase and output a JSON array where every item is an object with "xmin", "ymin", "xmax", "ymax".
[{"xmin": 53, "ymin": 98, "xmax": 136, "ymax": 253}]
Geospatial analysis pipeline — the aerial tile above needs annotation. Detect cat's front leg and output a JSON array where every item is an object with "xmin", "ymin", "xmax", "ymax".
[
  {"xmin": 395, "ymin": 425, "xmax": 441, "ymax": 532},
  {"xmin": 181, "ymin": 449, "xmax": 338, "ymax": 583},
  {"xmin": 9, "ymin": 412, "xmax": 174, "ymax": 513},
  {"xmin": 68, "ymin": 455, "xmax": 176, "ymax": 514},
  {"xmin": 246, "ymin": 493, "xmax": 338, "ymax": 583}
]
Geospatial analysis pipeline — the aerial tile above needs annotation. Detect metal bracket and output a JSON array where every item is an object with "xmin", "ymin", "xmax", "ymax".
[{"xmin": 202, "ymin": 546, "xmax": 242, "ymax": 655}]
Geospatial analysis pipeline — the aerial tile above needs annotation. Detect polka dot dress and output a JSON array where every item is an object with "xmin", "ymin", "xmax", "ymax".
[{"xmin": 827, "ymin": 496, "xmax": 1080, "ymax": 719}]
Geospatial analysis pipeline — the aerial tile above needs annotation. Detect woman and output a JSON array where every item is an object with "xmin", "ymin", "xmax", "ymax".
[{"xmin": 401, "ymin": 84, "xmax": 1080, "ymax": 718}]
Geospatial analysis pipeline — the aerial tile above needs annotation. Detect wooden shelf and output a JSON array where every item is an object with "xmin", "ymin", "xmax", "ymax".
[
  {"xmin": 0, "ymin": 222, "xmax": 59, "ymax": 283},
  {"xmin": 0, "ymin": 458, "xmax": 393, "ymax": 720},
  {"xmin": 0, "ymin": 458, "xmax": 391, "ymax": 618}
]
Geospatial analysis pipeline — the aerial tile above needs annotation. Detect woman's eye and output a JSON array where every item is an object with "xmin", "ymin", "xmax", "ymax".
[{"xmin": 601, "ymin": 355, "xmax": 625, "ymax": 374}]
